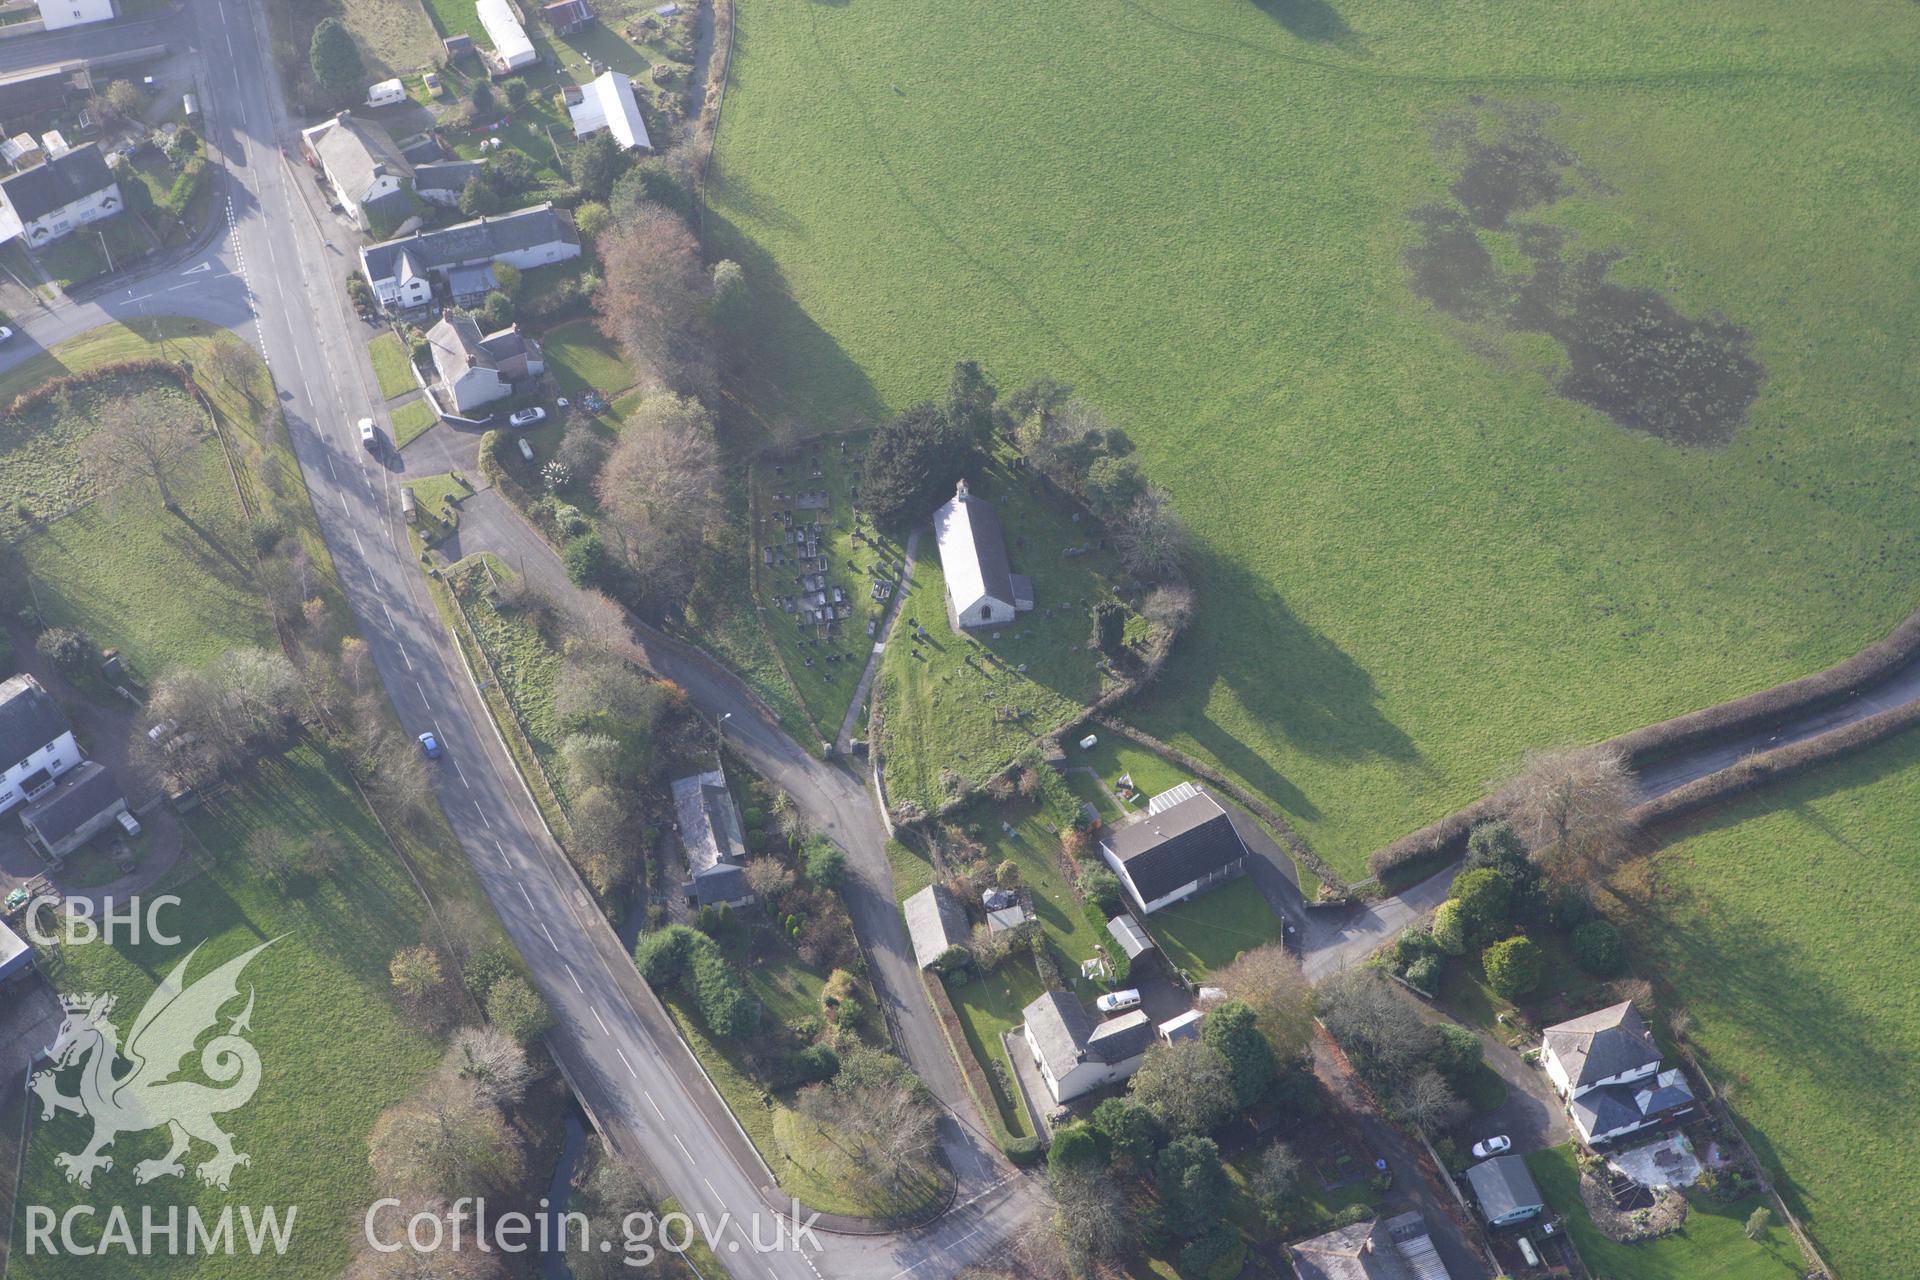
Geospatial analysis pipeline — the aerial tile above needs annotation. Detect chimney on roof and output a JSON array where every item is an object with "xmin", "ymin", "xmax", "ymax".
[
  {"xmin": 955, "ymin": 478, "xmax": 969, "ymax": 498},
  {"xmin": 337, "ymin": 109, "xmax": 352, "ymax": 122}
]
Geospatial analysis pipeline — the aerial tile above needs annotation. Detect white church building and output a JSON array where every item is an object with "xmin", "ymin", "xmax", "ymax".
[{"xmin": 933, "ymin": 479, "xmax": 1033, "ymax": 632}]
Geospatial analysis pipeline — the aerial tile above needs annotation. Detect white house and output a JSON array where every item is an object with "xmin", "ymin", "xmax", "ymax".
[
  {"xmin": 360, "ymin": 203, "xmax": 580, "ymax": 311},
  {"xmin": 672, "ymin": 769, "xmax": 754, "ymax": 909},
  {"xmin": 35, "ymin": 0, "xmax": 114, "ymax": 30},
  {"xmin": 567, "ymin": 71, "xmax": 651, "ymax": 151},
  {"xmin": 1543, "ymin": 1001, "xmax": 1696, "ymax": 1146},
  {"xmin": 933, "ymin": 479, "xmax": 1032, "ymax": 631},
  {"xmin": 0, "ymin": 144, "xmax": 121, "ymax": 247},
  {"xmin": 476, "ymin": 0, "xmax": 537, "ymax": 69},
  {"xmin": 1096, "ymin": 782, "xmax": 1248, "ymax": 915},
  {"xmin": 0, "ymin": 675, "xmax": 82, "ymax": 814},
  {"xmin": 1022, "ymin": 990, "xmax": 1154, "ymax": 1105},
  {"xmin": 300, "ymin": 112, "xmax": 414, "ymax": 230},
  {"xmin": 426, "ymin": 314, "xmax": 545, "ymax": 413}
]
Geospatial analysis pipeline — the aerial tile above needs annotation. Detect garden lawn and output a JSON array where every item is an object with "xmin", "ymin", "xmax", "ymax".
[
  {"xmin": 1528, "ymin": 1145, "xmax": 1805, "ymax": 1280},
  {"xmin": 943, "ymin": 960, "xmax": 1043, "ymax": 1142},
  {"xmin": 1436, "ymin": 927, "xmax": 1607, "ymax": 1044},
  {"xmin": 874, "ymin": 457, "xmax": 1126, "ymax": 815},
  {"xmin": 711, "ymin": 0, "xmax": 1920, "ymax": 879},
  {"xmin": 960, "ymin": 794, "xmax": 1106, "ymax": 968},
  {"xmin": 367, "ymin": 332, "xmax": 416, "ymax": 400},
  {"xmin": 390, "ymin": 397, "xmax": 439, "ymax": 448},
  {"xmin": 751, "ymin": 431, "xmax": 905, "ymax": 740},
  {"xmin": 6, "ymin": 741, "xmax": 447, "ymax": 1280},
  {"xmin": 1072, "ymin": 738, "xmax": 1191, "ymax": 815},
  {"xmin": 1147, "ymin": 885, "xmax": 1289, "ymax": 981},
  {"xmin": 1611, "ymin": 733, "xmax": 1920, "ymax": 1280},
  {"xmin": 541, "ymin": 319, "xmax": 638, "ymax": 397},
  {"xmin": 29, "ymin": 216, "xmax": 151, "ymax": 289},
  {"xmin": 659, "ymin": 993, "xmax": 942, "ymax": 1219}
]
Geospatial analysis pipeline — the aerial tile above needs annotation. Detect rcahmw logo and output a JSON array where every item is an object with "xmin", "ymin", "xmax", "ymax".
[{"xmin": 24, "ymin": 934, "xmax": 297, "ymax": 1257}]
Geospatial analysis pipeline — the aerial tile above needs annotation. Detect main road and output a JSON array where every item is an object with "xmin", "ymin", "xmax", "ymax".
[{"xmin": 2, "ymin": 5, "xmax": 1039, "ymax": 1278}]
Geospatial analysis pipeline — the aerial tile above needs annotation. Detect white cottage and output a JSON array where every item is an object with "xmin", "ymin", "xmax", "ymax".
[
  {"xmin": 0, "ymin": 675, "xmax": 82, "ymax": 814},
  {"xmin": 1022, "ymin": 990, "xmax": 1154, "ymax": 1104},
  {"xmin": 0, "ymin": 144, "xmax": 121, "ymax": 247}
]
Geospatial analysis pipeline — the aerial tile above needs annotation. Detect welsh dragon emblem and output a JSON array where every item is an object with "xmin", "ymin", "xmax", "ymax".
[{"xmin": 29, "ymin": 941, "xmax": 272, "ymax": 1190}]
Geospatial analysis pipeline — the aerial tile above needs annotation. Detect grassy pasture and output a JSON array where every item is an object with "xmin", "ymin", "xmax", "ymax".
[
  {"xmin": 0, "ymin": 367, "xmax": 196, "ymax": 537},
  {"xmin": 1611, "ymin": 733, "xmax": 1920, "ymax": 1280},
  {"xmin": 709, "ymin": 0, "xmax": 1920, "ymax": 877}
]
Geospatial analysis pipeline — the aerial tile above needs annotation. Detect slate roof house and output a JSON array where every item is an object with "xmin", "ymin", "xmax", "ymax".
[
  {"xmin": 360, "ymin": 203, "xmax": 581, "ymax": 311},
  {"xmin": 20, "ymin": 760, "xmax": 126, "ymax": 864},
  {"xmin": 542, "ymin": 0, "xmax": 591, "ymax": 32},
  {"xmin": 672, "ymin": 769, "xmax": 753, "ymax": 909},
  {"xmin": 301, "ymin": 112, "xmax": 416, "ymax": 230},
  {"xmin": 1021, "ymin": 990, "xmax": 1154, "ymax": 1104},
  {"xmin": 566, "ymin": 71, "xmax": 651, "ymax": 151},
  {"xmin": 0, "ymin": 674, "xmax": 82, "ymax": 814},
  {"xmin": 1543, "ymin": 1001, "xmax": 1696, "ymax": 1146},
  {"xmin": 1464, "ymin": 1154, "xmax": 1545, "ymax": 1228},
  {"xmin": 1287, "ymin": 1210, "xmax": 1451, "ymax": 1280},
  {"xmin": 426, "ymin": 314, "xmax": 545, "ymax": 413},
  {"xmin": 1096, "ymin": 781, "xmax": 1248, "ymax": 915},
  {"xmin": 903, "ymin": 883, "xmax": 968, "ymax": 970},
  {"xmin": 933, "ymin": 479, "xmax": 1033, "ymax": 631},
  {"xmin": 0, "ymin": 142, "xmax": 121, "ymax": 246}
]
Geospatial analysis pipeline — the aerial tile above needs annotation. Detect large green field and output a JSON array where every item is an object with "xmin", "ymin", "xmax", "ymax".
[
  {"xmin": 709, "ymin": 0, "xmax": 1920, "ymax": 875},
  {"xmin": 1614, "ymin": 733, "xmax": 1920, "ymax": 1280}
]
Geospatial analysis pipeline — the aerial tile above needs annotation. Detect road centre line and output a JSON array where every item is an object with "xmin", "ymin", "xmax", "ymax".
[
  {"xmin": 592, "ymin": 1008, "xmax": 609, "ymax": 1036},
  {"xmin": 452, "ymin": 758, "xmax": 471, "ymax": 788},
  {"xmin": 673, "ymin": 1134, "xmax": 691, "ymax": 1160},
  {"xmin": 617, "ymin": 1049, "xmax": 636, "ymax": 1079},
  {"xmin": 566, "ymin": 963, "xmax": 582, "ymax": 993},
  {"xmin": 519, "ymin": 882, "xmax": 534, "ymax": 909},
  {"xmin": 473, "ymin": 799, "xmax": 492, "ymax": 829},
  {"xmin": 541, "ymin": 921, "xmax": 558, "ymax": 951},
  {"xmin": 647, "ymin": 1093, "xmax": 664, "ymax": 1120}
]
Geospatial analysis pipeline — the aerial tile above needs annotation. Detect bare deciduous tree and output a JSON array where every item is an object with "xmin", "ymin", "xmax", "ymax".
[
  {"xmin": 1208, "ymin": 942, "xmax": 1315, "ymax": 1063},
  {"xmin": 1315, "ymin": 967, "xmax": 1436, "ymax": 1088},
  {"xmin": 796, "ymin": 1046, "xmax": 938, "ymax": 1198},
  {"xmin": 443, "ymin": 1026, "xmax": 533, "ymax": 1108},
  {"xmin": 367, "ymin": 1075, "xmax": 526, "ymax": 1199},
  {"xmin": 594, "ymin": 393, "xmax": 722, "ymax": 603},
  {"xmin": 345, "ymin": 1197, "xmax": 509, "ymax": 1279},
  {"xmin": 1113, "ymin": 486, "xmax": 1191, "ymax": 581},
  {"xmin": 144, "ymin": 648, "xmax": 301, "ymax": 787},
  {"xmin": 1049, "ymin": 1166, "xmax": 1135, "ymax": 1272},
  {"xmin": 89, "ymin": 388, "xmax": 204, "ymax": 510},
  {"xmin": 1498, "ymin": 744, "xmax": 1636, "ymax": 887},
  {"xmin": 744, "ymin": 856, "xmax": 795, "ymax": 905},
  {"xmin": 592, "ymin": 204, "xmax": 713, "ymax": 396},
  {"xmin": 1251, "ymin": 1140, "xmax": 1302, "ymax": 1213}
]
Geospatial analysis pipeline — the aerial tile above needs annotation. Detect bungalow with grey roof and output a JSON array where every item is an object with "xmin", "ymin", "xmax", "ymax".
[{"xmin": 1097, "ymin": 781, "xmax": 1247, "ymax": 915}]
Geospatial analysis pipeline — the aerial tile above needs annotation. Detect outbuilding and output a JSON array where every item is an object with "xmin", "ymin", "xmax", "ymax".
[
  {"xmin": 1465, "ymin": 1154, "xmax": 1545, "ymax": 1228},
  {"xmin": 20, "ymin": 761, "xmax": 127, "ymax": 864}
]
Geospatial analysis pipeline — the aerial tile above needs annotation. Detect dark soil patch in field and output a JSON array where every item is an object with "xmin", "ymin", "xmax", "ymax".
[{"xmin": 1408, "ymin": 102, "xmax": 1763, "ymax": 447}]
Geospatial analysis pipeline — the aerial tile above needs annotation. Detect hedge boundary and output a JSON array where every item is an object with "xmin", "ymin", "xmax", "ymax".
[
  {"xmin": 1606, "ymin": 606, "xmax": 1920, "ymax": 767},
  {"xmin": 919, "ymin": 969, "xmax": 1043, "ymax": 1165},
  {"xmin": 1632, "ymin": 697, "xmax": 1920, "ymax": 831}
]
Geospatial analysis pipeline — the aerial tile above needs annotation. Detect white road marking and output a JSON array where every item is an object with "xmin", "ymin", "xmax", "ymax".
[
  {"xmin": 541, "ymin": 921, "xmax": 558, "ymax": 951},
  {"xmin": 473, "ymin": 799, "xmax": 492, "ymax": 829},
  {"xmin": 452, "ymin": 758, "xmax": 471, "ymax": 788},
  {"xmin": 673, "ymin": 1134, "xmax": 691, "ymax": 1160},
  {"xmin": 647, "ymin": 1093, "xmax": 664, "ymax": 1120},
  {"xmin": 353, "ymin": 530, "xmax": 366, "ymax": 555},
  {"xmin": 225, "ymin": 31, "xmax": 234, "ymax": 59},
  {"xmin": 382, "ymin": 603, "xmax": 395, "ymax": 626},
  {"xmin": 566, "ymin": 963, "xmax": 582, "ymax": 993},
  {"xmin": 617, "ymin": 1048, "xmax": 636, "ymax": 1078},
  {"xmin": 592, "ymin": 1007, "xmax": 609, "ymax": 1035},
  {"xmin": 519, "ymin": 882, "xmax": 534, "ymax": 909},
  {"xmin": 415, "ymin": 679, "xmax": 427, "ymax": 703},
  {"xmin": 399, "ymin": 645, "xmax": 413, "ymax": 671},
  {"xmin": 704, "ymin": 1177, "xmax": 719, "ymax": 1197}
]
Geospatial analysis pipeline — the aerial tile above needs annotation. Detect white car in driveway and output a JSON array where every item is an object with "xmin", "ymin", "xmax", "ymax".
[
  {"xmin": 1472, "ymin": 1136, "xmax": 1512, "ymax": 1159},
  {"xmin": 508, "ymin": 406, "xmax": 546, "ymax": 428},
  {"xmin": 1096, "ymin": 989, "xmax": 1142, "ymax": 1014},
  {"xmin": 0, "ymin": 324, "xmax": 14, "ymax": 344}
]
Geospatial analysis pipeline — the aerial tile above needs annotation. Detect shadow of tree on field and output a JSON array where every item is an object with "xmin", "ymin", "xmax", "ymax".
[
  {"xmin": 703, "ymin": 208, "xmax": 888, "ymax": 448},
  {"xmin": 1253, "ymin": 0, "xmax": 1356, "ymax": 45}
]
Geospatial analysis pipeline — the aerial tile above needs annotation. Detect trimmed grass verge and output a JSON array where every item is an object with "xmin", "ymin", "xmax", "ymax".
[{"xmin": 367, "ymin": 331, "xmax": 416, "ymax": 400}]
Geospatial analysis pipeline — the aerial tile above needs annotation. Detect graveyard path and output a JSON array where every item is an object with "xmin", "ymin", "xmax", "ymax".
[{"xmin": 837, "ymin": 528, "xmax": 920, "ymax": 755}]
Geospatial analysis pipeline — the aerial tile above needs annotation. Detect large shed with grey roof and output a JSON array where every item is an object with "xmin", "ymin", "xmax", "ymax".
[
  {"xmin": 903, "ymin": 884, "xmax": 968, "ymax": 970},
  {"xmin": 20, "ymin": 761, "xmax": 125, "ymax": 863},
  {"xmin": 1464, "ymin": 1154, "xmax": 1544, "ymax": 1227},
  {"xmin": 672, "ymin": 769, "xmax": 754, "ymax": 909}
]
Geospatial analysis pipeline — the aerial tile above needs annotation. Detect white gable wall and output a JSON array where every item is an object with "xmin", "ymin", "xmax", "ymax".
[{"xmin": 1, "ymin": 730, "xmax": 81, "ymax": 812}]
